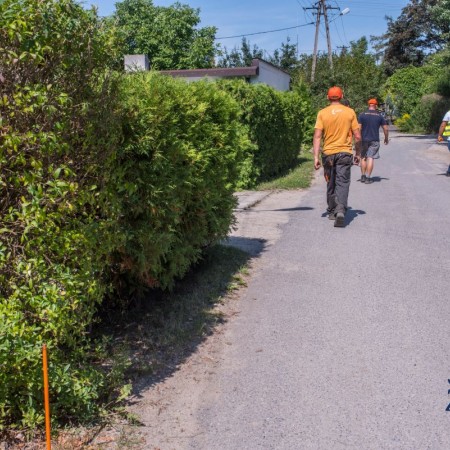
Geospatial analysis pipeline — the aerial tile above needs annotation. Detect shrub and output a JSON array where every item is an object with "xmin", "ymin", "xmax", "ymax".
[
  {"xmin": 104, "ymin": 73, "xmax": 252, "ymax": 291},
  {"xmin": 383, "ymin": 66, "xmax": 428, "ymax": 117},
  {"xmin": 410, "ymin": 94, "xmax": 450, "ymax": 133},
  {"xmin": 0, "ymin": 0, "xmax": 121, "ymax": 427},
  {"xmin": 395, "ymin": 113, "xmax": 414, "ymax": 132},
  {"xmin": 217, "ymin": 80, "xmax": 314, "ymax": 186}
]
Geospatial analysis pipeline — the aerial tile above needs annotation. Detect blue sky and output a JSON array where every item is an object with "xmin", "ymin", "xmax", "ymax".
[{"xmin": 85, "ymin": 0, "xmax": 410, "ymax": 56}]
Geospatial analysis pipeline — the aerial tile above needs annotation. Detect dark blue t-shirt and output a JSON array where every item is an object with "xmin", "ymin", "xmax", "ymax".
[{"xmin": 358, "ymin": 110, "xmax": 387, "ymax": 142}]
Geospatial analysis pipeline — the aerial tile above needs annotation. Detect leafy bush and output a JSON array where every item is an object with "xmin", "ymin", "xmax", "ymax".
[
  {"xmin": 383, "ymin": 66, "xmax": 428, "ymax": 117},
  {"xmin": 104, "ymin": 73, "xmax": 252, "ymax": 291},
  {"xmin": 217, "ymin": 80, "xmax": 314, "ymax": 186},
  {"xmin": 395, "ymin": 113, "xmax": 414, "ymax": 132},
  {"xmin": 0, "ymin": 0, "xmax": 121, "ymax": 427},
  {"xmin": 410, "ymin": 94, "xmax": 450, "ymax": 133}
]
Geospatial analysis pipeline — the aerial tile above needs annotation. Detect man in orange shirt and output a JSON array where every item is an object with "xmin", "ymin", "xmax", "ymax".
[{"xmin": 313, "ymin": 86, "xmax": 361, "ymax": 227}]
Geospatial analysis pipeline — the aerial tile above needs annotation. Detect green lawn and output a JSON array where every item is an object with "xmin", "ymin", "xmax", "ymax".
[{"xmin": 256, "ymin": 150, "xmax": 314, "ymax": 190}]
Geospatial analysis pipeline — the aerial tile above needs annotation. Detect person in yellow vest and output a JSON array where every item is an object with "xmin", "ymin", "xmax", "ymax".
[
  {"xmin": 437, "ymin": 110, "xmax": 450, "ymax": 177},
  {"xmin": 313, "ymin": 86, "xmax": 361, "ymax": 227}
]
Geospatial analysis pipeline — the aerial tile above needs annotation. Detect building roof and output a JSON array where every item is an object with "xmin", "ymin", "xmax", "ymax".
[
  {"xmin": 160, "ymin": 61, "xmax": 258, "ymax": 78},
  {"xmin": 159, "ymin": 58, "xmax": 290, "ymax": 79}
]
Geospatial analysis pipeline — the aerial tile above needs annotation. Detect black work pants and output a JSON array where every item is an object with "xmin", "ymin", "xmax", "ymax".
[{"xmin": 322, "ymin": 152, "xmax": 352, "ymax": 214}]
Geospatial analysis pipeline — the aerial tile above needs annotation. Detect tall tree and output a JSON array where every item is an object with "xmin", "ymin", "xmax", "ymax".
[
  {"xmin": 371, "ymin": 0, "xmax": 446, "ymax": 75},
  {"xmin": 430, "ymin": 0, "xmax": 450, "ymax": 41},
  {"xmin": 297, "ymin": 37, "xmax": 385, "ymax": 112},
  {"xmin": 270, "ymin": 37, "xmax": 298, "ymax": 72},
  {"xmin": 113, "ymin": 0, "xmax": 217, "ymax": 69},
  {"xmin": 217, "ymin": 37, "xmax": 263, "ymax": 67}
]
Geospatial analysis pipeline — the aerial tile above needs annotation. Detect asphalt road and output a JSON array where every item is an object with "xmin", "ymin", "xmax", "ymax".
[{"xmin": 187, "ymin": 131, "xmax": 450, "ymax": 449}]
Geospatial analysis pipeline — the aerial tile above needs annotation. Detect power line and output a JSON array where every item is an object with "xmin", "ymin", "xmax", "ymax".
[{"xmin": 216, "ymin": 22, "xmax": 314, "ymax": 40}]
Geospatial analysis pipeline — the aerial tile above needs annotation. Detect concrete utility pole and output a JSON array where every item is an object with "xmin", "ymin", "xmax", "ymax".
[
  {"xmin": 309, "ymin": 3, "xmax": 321, "ymax": 83},
  {"xmin": 305, "ymin": 0, "xmax": 339, "ymax": 82}
]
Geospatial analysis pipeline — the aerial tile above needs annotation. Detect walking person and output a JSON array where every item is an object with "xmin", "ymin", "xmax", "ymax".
[
  {"xmin": 313, "ymin": 86, "xmax": 361, "ymax": 227},
  {"xmin": 437, "ymin": 109, "xmax": 450, "ymax": 177},
  {"xmin": 357, "ymin": 98, "xmax": 389, "ymax": 184}
]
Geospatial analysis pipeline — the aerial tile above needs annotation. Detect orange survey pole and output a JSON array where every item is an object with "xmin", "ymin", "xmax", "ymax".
[{"xmin": 42, "ymin": 344, "xmax": 52, "ymax": 450}]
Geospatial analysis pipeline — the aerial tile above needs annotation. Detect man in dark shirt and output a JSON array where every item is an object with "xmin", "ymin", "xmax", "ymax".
[{"xmin": 357, "ymin": 98, "xmax": 389, "ymax": 184}]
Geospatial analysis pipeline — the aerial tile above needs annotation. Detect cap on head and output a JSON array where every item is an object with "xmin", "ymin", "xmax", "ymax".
[
  {"xmin": 368, "ymin": 98, "xmax": 378, "ymax": 105},
  {"xmin": 327, "ymin": 86, "xmax": 343, "ymax": 100}
]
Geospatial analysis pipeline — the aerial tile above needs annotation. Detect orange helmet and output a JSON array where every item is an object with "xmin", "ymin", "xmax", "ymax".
[{"xmin": 327, "ymin": 86, "xmax": 343, "ymax": 100}]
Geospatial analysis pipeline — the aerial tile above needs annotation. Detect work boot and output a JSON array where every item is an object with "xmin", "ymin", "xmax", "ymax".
[{"xmin": 334, "ymin": 212, "xmax": 345, "ymax": 227}]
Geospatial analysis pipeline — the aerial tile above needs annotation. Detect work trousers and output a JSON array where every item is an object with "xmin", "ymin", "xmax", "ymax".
[{"xmin": 322, "ymin": 152, "xmax": 353, "ymax": 214}]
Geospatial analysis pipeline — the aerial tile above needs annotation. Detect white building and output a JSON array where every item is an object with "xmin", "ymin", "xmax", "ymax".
[{"xmin": 124, "ymin": 55, "xmax": 291, "ymax": 92}]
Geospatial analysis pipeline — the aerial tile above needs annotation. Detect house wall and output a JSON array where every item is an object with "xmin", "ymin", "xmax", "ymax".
[
  {"xmin": 125, "ymin": 55, "xmax": 291, "ymax": 92},
  {"xmin": 251, "ymin": 59, "xmax": 290, "ymax": 91}
]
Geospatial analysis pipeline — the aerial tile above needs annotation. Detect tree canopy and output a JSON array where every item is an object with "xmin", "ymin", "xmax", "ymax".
[
  {"xmin": 371, "ymin": 0, "xmax": 449, "ymax": 75},
  {"xmin": 217, "ymin": 38, "xmax": 264, "ymax": 67},
  {"xmin": 269, "ymin": 37, "xmax": 298, "ymax": 72},
  {"xmin": 296, "ymin": 37, "xmax": 385, "ymax": 112},
  {"xmin": 112, "ymin": 0, "xmax": 217, "ymax": 69}
]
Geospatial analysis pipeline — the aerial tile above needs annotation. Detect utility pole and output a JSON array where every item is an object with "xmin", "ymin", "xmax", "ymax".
[
  {"xmin": 305, "ymin": 0, "xmax": 339, "ymax": 82},
  {"xmin": 337, "ymin": 45, "xmax": 349, "ymax": 57},
  {"xmin": 308, "ymin": 2, "xmax": 321, "ymax": 83}
]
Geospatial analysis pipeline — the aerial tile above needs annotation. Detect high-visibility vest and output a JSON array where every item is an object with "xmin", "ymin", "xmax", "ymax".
[{"xmin": 443, "ymin": 123, "xmax": 450, "ymax": 136}]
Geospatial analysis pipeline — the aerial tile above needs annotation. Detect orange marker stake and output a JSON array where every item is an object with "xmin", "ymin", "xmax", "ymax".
[{"xmin": 42, "ymin": 344, "xmax": 51, "ymax": 450}]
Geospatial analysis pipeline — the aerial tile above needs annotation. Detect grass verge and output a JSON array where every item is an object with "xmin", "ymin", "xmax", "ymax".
[{"xmin": 256, "ymin": 150, "xmax": 314, "ymax": 190}]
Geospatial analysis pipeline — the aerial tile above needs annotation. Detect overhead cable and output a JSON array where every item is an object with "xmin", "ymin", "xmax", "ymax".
[{"xmin": 216, "ymin": 22, "xmax": 315, "ymax": 40}]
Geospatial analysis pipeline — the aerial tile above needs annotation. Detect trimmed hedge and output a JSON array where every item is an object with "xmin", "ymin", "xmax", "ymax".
[
  {"xmin": 0, "ymin": 0, "xmax": 252, "ymax": 427},
  {"xmin": 0, "ymin": 0, "xmax": 314, "ymax": 428},
  {"xmin": 410, "ymin": 94, "xmax": 449, "ymax": 133},
  {"xmin": 105, "ymin": 73, "xmax": 253, "ymax": 291},
  {"xmin": 217, "ymin": 79, "xmax": 314, "ymax": 186}
]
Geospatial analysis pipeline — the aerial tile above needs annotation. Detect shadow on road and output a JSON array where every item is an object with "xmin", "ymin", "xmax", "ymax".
[
  {"xmin": 345, "ymin": 207, "xmax": 366, "ymax": 225},
  {"xmin": 224, "ymin": 236, "xmax": 267, "ymax": 256},
  {"xmin": 368, "ymin": 176, "xmax": 389, "ymax": 183},
  {"xmin": 246, "ymin": 206, "xmax": 314, "ymax": 212},
  {"xmin": 392, "ymin": 134, "xmax": 435, "ymax": 140},
  {"xmin": 320, "ymin": 207, "xmax": 366, "ymax": 226},
  {"xmin": 95, "ymin": 242, "xmax": 262, "ymax": 409}
]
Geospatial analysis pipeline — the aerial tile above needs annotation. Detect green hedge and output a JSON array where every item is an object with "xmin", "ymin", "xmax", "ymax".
[
  {"xmin": 0, "ymin": 0, "xmax": 252, "ymax": 427},
  {"xmin": 410, "ymin": 94, "xmax": 449, "ymax": 133},
  {"xmin": 217, "ymin": 80, "xmax": 314, "ymax": 186},
  {"xmin": 105, "ymin": 73, "xmax": 252, "ymax": 291},
  {"xmin": 0, "ymin": 0, "xmax": 121, "ymax": 427},
  {"xmin": 0, "ymin": 0, "xmax": 313, "ymax": 428}
]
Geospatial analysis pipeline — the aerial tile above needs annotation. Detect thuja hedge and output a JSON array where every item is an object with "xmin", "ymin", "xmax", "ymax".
[
  {"xmin": 106, "ymin": 73, "xmax": 253, "ymax": 291},
  {"xmin": 0, "ymin": 0, "xmax": 251, "ymax": 427},
  {"xmin": 217, "ymin": 80, "xmax": 315, "ymax": 185}
]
